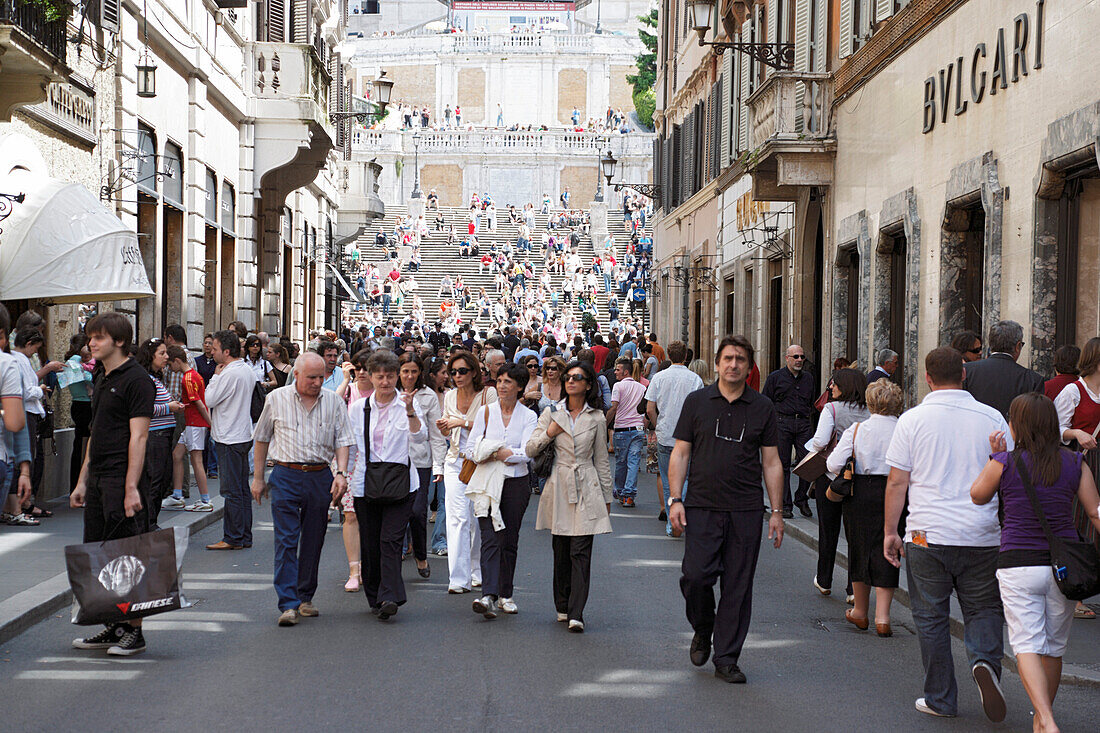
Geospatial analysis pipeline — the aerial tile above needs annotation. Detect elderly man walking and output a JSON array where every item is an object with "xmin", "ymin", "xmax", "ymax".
[
  {"xmin": 762, "ymin": 344, "xmax": 817, "ymax": 518},
  {"xmin": 962, "ymin": 320, "xmax": 1044, "ymax": 420},
  {"xmin": 866, "ymin": 349, "xmax": 898, "ymax": 385},
  {"xmin": 251, "ymin": 353, "xmax": 354, "ymax": 627}
]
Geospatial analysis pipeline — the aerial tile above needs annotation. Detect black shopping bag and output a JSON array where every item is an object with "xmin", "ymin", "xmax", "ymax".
[{"xmin": 65, "ymin": 526, "xmax": 191, "ymax": 626}]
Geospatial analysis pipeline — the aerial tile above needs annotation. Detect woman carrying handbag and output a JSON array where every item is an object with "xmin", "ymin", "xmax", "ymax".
[{"xmin": 347, "ymin": 351, "xmax": 426, "ymax": 621}]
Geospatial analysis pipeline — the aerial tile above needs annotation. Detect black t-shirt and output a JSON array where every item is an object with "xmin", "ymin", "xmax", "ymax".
[
  {"xmin": 88, "ymin": 358, "xmax": 156, "ymax": 475},
  {"xmin": 672, "ymin": 382, "xmax": 779, "ymax": 512}
]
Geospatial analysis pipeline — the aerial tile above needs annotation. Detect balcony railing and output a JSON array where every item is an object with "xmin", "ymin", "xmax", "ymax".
[
  {"xmin": 746, "ymin": 71, "xmax": 833, "ymax": 152},
  {"xmin": 244, "ymin": 41, "xmax": 332, "ymax": 132},
  {"xmin": 351, "ymin": 128, "xmax": 654, "ymax": 157},
  {"xmin": 0, "ymin": 0, "xmax": 67, "ymax": 64},
  {"xmin": 346, "ymin": 32, "xmax": 640, "ymax": 59}
]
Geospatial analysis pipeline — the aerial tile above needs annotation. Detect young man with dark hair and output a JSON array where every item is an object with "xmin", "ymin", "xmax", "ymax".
[
  {"xmin": 71, "ymin": 312, "xmax": 155, "ymax": 655},
  {"xmin": 163, "ymin": 345, "xmax": 213, "ymax": 512}
]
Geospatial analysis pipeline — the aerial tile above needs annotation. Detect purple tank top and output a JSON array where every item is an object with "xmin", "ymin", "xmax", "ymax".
[{"xmin": 993, "ymin": 450, "xmax": 1082, "ymax": 552}]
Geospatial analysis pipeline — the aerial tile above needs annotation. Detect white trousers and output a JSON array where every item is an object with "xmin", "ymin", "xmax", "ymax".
[{"xmin": 444, "ymin": 462, "xmax": 481, "ymax": 589}]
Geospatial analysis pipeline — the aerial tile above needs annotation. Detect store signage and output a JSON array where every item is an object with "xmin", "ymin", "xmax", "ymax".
[
  {"xmin": 922, "ymin": 0, "xmax": 1045, "ymax": 134},
  {"xmin": 452, "ymin": 2, "xmax": 576, "ymax": 10},
  {"xmin": 21, "ymin": 79, "xmax": 97, "ymax": 146}
]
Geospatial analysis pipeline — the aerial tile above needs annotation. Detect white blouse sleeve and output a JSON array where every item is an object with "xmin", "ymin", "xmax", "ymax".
[
  {"xmin": 806, "ymin": 403, "xmax": 836, "ymax": 452},
  {"xmin": 826, "ymin": 423, "xmax": 856, "ymax": 476},
  {"xmin": 1054, "ymin": 382, "xmax": 1081, "ymax": 442}
]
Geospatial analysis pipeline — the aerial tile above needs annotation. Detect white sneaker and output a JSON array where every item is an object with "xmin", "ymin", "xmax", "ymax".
[
  {"xmin": 567, "ymin": 619, "xmax": 584, "ymax": 633},
  {"xmin": 498, "ymin": 598, "xmax": 518, "ymax": 614},
  {"xmin": 556, "ymin": 612, "xmax": 568, "ymax": 622},
  {"xmin": 914, "ymin": 698, "xmax": 954, "ymax": 718},
  {"xmin": 161, "ymin": 496, "xmax": 185, "ymax": 510},
  {"xmin": 185, "ymin": 500, "xmax": 214, "ymax": 512}
]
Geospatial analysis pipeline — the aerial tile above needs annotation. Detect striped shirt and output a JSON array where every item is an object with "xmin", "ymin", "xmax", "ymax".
[
  {"xmin": 252, "ymin": 384, "xmax": 355, "ymax": 464},
  {"xmin": 149, "ymin": 375, "xmax": 175, "ymax": 431}
]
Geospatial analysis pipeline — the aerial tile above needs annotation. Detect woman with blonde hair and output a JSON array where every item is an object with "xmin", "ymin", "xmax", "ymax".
[
  {"xmin": 826, "ymin": 378, "xmax": 903, "ymax": 636},
  {"xmin": 687, "ymin": 358, "xmax": 711, "ymax": 385}
]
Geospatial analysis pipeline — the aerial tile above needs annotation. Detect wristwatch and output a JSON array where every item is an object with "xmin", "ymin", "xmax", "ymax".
[
  {"xmin": 335, "ymin": 470, "xmax": 346, "ymax": 477},
  {"xmin": 667, "ymin": 497, "xmax": 682, "ymax": 508}
]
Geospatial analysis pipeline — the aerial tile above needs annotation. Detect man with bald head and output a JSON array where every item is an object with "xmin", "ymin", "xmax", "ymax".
[
  {"xmin": 251, "ymin": 352, "xmax": 354, "ymax": 626},
  {"xmin": 762, "ymin": 344, "xmax": 817, "ymax": 518}
]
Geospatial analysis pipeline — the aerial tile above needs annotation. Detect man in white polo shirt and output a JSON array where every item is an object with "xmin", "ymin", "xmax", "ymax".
[
  {"xmin": 646, "ymin": 341, "xmax": 703, "ymax": 536},
  {"xmin": 884, "ymin": 346, "xmax": 1009, "ymax": 722},
  {"xmin": 606, "ymin": 357, "xmax": 647, "ymax": 508}
]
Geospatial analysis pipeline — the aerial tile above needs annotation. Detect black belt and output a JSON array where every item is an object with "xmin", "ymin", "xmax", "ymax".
[
  {"xmin": 778, "ymin": 413, "xmax": 811, "ymax": 419},
  {"xmin": 614, "ymin": 426, "xmax": 645, "ymax": 432}
]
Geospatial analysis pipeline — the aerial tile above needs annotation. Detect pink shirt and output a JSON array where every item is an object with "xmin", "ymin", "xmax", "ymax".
[{"xmin": 611, "ymin": 378, "xmax": 646, "ymax": 429}]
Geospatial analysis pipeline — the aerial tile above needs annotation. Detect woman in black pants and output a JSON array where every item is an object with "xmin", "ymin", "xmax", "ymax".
[
  {"xmin": 398, "ymin": 353, "xmax": 446, "ymax": 579},
  {"xmin": 64, "ymin": 334, "xmax": 94, "ymax": 493},
  {"xmin": 466, "ymin": 363, "xmax": 538, "ymax": 618}
]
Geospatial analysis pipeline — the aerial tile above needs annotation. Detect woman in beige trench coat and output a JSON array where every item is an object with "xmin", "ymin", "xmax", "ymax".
[{"xmin": 526, "ymin": 360, "xmax": 613, "ymax": 632}]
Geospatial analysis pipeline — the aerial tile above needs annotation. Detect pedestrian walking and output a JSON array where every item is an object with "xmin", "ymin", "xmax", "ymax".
[
  {"xmin": 204, "ymin": 330, "xmax": 256, "ymax": 551},
  {"xmin": 606, "ymin": 357, "xmax": 646, "ymax": 508},
  {"xmin": 526, "ymin": 360, "xmax": 613, "ymax": 633},
  {"xmin": 251, "ymin": 352, "xmax": 353, "ymax": 626},
  {"xmin": 667, "ymin": 335, "xmax": 784, "ymax": 684},
  {"xmin": 399, "ymin": 353, "xmax": 446, "ymax": 579},
  {"xmin": 970, "ymin": 392, "xmax": 1100, "ymax": 733},
  {"xmin": 825, "ymin": 378, "xmax": 904, "ymax": 636},
  {"xmin": 466, "ymin": 363, "xmax": 537, "ymax": 619},
  {"xmin": 962, "ymin": 320, "xmax": 1044, "ymax": 420},
  {"xmin": 762, "ymin": 344, "xmax": 817, "ymax": 518},
  {"xmin": 134, "ymin": 338, "xmax": 182, "ymax": 527},
  {"xmin": 339, "ymin": 349, "xmax": 373, "ymax": 592},
  {"xmin": 438, "ymin": 351, "xmax": 497, "ymax": 593},
  {"xmin": 884, "ymin": 346, "xmax": 1009, "ymax": 721},
  {"xmin": 63, "ymin": 333, "xmax": 94, "ymax": 495},
  {"xmin": 348, "ymin": 350, "xmax": 426, "ymax": 620},
  {"xmin": 70, "ymin": 313, "xmax": 155, "ymax": 656},
  {"xmin": 805, "ymin": 368, "xmax": 868, "ymax": 598}
]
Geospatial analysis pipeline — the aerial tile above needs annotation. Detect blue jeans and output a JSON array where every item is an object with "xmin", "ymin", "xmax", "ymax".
[
  {"xmin": 613, "ymin": 429, "xmax": 646, "ymax": 498},
  {"xmin": 216, "ymin": 441, "xmax": 252, "ymax": 546},
  {"xmin": 204, "ymin": 432, "xmax": 218, "ymax": 475},
  {"xmin": 656, "ymin": 443, "xmax": 688, "ymax": 535},
  {"xmin": 268, "ymin": 465, "xmax": 332, "ymax": 611},
  {"xmin": 603, "ymin": 273, "xmax": 612, "ymax": 292},
  {"xmin": 905, "ymin": 543, "xmax": 1004, "ymax": 716},
  {"xmin": 382, "ymin": 294, "xmax": 391, "ymax": 315},
  {"xmin": 429, "ymin": 476, "xmax": 447, "ymax": 552}
]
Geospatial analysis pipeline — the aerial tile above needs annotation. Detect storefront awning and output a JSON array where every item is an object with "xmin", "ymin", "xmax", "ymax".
[
  {"xmin": 0, "ymin": 178, "xmax": 154, "ymax": 303},
  {"xmin": 327, "ymin": 263, "xmax": 364, "ymax": 303}
]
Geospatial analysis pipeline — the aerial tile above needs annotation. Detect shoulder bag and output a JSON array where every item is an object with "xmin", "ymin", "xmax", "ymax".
[
  {"xmin": 1012, "ymin": 452, "xmax": 1100, "ymax": 600},
  {"xmin": 458, "ymin": 398, "xmax": 489, "ymax": 484},
  {"xmin": 361, "ymin": 402, "xmax": 412, "ymax": 503},
  {"xmin": 826, "ymin": 423, "xmax": 861, "ymax": 503},
  {"xmin": 531, "ymin": 407, "xmax": 558, "ymax": 479},
  {"xmin": 793, "ymin": 404, "xmax": 839, "ymax": 484}
]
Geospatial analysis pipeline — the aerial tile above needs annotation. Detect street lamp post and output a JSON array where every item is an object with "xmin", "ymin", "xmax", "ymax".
[
  {"xmin": 601, "ymin": 149, "xmax": 661, "ymax": 199},
  {"xmin": 410, "ymin": 131, "xmax": 422, "ymax": 199}
]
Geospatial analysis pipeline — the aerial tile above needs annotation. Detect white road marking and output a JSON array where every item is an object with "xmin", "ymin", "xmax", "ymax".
[
  {"xmin": 563, "ymin": 683, "xmax": 663, "ymax": 697},
  {"xmin": 139, "ymin": 620, "xmax": 226, "ymax": 632},
  {"xmin": 614, "ymin": 534, "xmax": 672, "ymax": 540},
  {"xmin": 186, "ymin": 573, "xmax": 270, "ymax": 581},
  {"xmin": 182, "ymin": 582, "xmax": 269, "ymax": 591},
  {"xmin": 609, "ymin": 513, "xmax": 648, "ymax": 519},
  {"xmin": 157, "ymin": 611, "xmax": 252, "ymax": 622},
  {"xmin": 618, "ymin": 559, "xmax": 680, "ymax": 568},
  {"xmin": 16, "ymin": 670, "xmax": 142, "ymax": 681},
  {"xmin": 35, "ymin": 657, "xmax": 155, "ymax": 665},
  {"xmin": 0, "ymin": 533, "xmax": 45, "ymax": 554}
]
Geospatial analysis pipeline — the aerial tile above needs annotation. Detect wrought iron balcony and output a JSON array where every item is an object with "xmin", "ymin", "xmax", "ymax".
[{"xmin": 0, "ymin": 0, "xmax": 67, "ymax": 64}]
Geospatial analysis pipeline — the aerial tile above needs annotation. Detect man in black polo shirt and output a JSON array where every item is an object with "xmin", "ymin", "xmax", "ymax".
[
  {"xmin": 70, "ymin": 312, "xmax": 155, "ymax": 656},
  {"xmin": 761, "ymin": 344, "xmax": 816, "ymax": 518},
  {"xmin": 668, "ymin": 335, "xmax": 784, "ymax": 684}
]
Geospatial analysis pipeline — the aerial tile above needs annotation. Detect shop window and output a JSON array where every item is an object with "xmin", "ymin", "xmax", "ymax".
[
  {"xmin": 743, "ymin": 267, "xmax": 755, "ymax": 337},
  {"xmin": 136, "ymin": 123, "xmax": 157, "ymax": 196},
  {"xmin": 724, "ymin": 281, "xmax": 736, "ymax": 335},
  {"xmin": 881, "ymin": 228, "xmax": 908, "ymax": 384},
  {"xmin": 768, "ymin": 264, "xmax": 783, "ymax": 372},
  {"xmin": 1056, "ymin": 172, "xmax": 1100, "ymax": 345},
  {"xmin": 162, "ymin": 141, "xmax": 183, "ymax": 208},
  {"xmin": 942, "ymin": 199, "xmax": 986, "ymax": 337},
  {"xmin": 837, "ymin": 246, "xmax": 860, "ymax": 365},
  {"xmin": 204, "ymin": 168, "xmax": 218, "ymax": 225}
]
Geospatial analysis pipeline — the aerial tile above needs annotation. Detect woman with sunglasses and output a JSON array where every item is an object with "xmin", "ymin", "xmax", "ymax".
[
  {"xmin": 437, "ymin": 352, "xmax": 497, "ymax": 593},
  {"xmin": 526, "ymin": 360, "xmax": 613, "ymax": 632},
  {"xmin": 340, "ymin": 350, "xmax": 374, "ymax": 592},
  {"xmin": 399, "ymin": 354, "xmax": 446, "ymax": 579},
  {"xmin": 519, "ymin": 356, "xmax": 541, "ymax": 407},
  {"xmin": 528, "ymin": 355, "xmax": 566, "ymax": 412}
]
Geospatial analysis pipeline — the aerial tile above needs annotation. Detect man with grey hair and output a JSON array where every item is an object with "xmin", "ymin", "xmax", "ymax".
[
  {"xmin": 484, "ymin": 349, "xmax": 506, "ymax": 387},
  {"xmin": 514, "ymin": 338, "xmax": 540, "ymax": 366},
  {"xmin": 866, "ymin": 348, "xmax": 899, "ymax": 385},
  {"xmin": 961, "ymin": 320, "xmax": 1044, "ymax": 420}
]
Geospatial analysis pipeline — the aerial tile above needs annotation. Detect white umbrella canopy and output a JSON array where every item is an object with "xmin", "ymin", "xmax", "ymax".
[{"xmin": 0, "ymin": 178, "xmax": 153, "ymax": 304}]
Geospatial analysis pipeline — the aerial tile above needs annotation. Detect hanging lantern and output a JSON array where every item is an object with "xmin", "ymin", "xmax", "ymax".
[{"xmin": 136, "ymin": 50, "xmax": 157, "ymax": 98}]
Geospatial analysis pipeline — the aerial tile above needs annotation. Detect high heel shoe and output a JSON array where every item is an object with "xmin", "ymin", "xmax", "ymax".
[
  {"xmin": 417, "ymin": 563, "xmax": 431, "ymax": 579},
  {"xmin": 875, "ymin": 622, "xmax": 892, "ymax": 637},
  {"xmin": 845, "ymin": 608, "xmax": 869, "ymax": 631},
  {"xmin": 344, "ymin": 562, "xmax": 362, "ymax": 592}
]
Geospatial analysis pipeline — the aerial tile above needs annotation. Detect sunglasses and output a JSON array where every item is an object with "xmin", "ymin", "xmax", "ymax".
[
  {"xmin": 966, "ymin": 348, "xmax": 982, "ymax": 355},
  {"xmin": 453, "ymin": 367, "xmax": 472, "ymax": 376},
  {"xmin": 544, "ymin": 365, "xmax": 558, "ymax": 371},
  {"xmin": 789, "ymin": 355, "xmax": 806, "ymax": 360},
  {"xmin": 526, "ymin": 363, "xmax": 539, "ymax": 369},
  {"xmin": 564, "ymin": 373, "xmax": 588, "ymax": 383}
]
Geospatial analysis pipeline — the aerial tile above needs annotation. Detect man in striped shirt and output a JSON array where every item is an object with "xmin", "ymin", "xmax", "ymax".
[{"xmin": 251, "ymin": 352, "xmax": 354, "ymax": 627}]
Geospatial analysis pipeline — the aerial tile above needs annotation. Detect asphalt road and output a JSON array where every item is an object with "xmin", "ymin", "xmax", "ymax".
[{"xmin": 2, "ymin": 480, "xmax": 1098, "ymax": 732}]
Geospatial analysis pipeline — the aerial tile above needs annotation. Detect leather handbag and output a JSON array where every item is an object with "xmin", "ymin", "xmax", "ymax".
[
  {"xmin": 361, "ymin": 402, "xmax": 411, "ymax": 503},
  {"xmin": 1013, "ymin": 452, "xmax": 1100, "ymax": 601},
  {"xmin": 458, "ymin": 400, "xmax": 489, "ymax": 484},
  {"xmin": 826, "ymin": 423, "xmax": 861, "ymax": 503},
  {"xmin": 531, "ymin": 414, "xmax": 557, "ymax": 479}
]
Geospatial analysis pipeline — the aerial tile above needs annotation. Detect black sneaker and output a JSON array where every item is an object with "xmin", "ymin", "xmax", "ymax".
[
  {"xmin": 714, "ymin": 664, "xmax": 747, "ymax": 684},
  {"xmin": 73, "ymin": 624, "xmax": 126, "ymax": 650},
  {"xmin": 107, "ymin": 626, "xmax": 146, "ymax": 656}
]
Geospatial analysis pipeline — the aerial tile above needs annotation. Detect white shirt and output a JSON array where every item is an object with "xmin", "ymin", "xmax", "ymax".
[
  {"xmin": 644, "ymin": 365, "xmax": 703, "ymax": 446},
  {"xmin": 347, "ymin": 392, "xmax": 427, "ymax": 497},
  {"xmin": 1054, "ymin": 378, "xmax": 1100, "ymax": 442},
  {"xmin": 205, "ymin": 359, "xmax": 256, "ymax": 444},
  {"xmin": 806, "ymin": 401, "xmax": 870, "ymax": 453},
  {"xmin": 12, "ymin": 351, "xmax": 44, "ymax": 417},
  {"xmin": 0, "ymin": 352, "xmax": 24, "ymax": 464},
  {"xmin": 885, "ymin": 389, "xmax": 1010, "ymax": 547},
  {"xmin": 827, "ymin": 414, "xmax": 898, "ymax": 476},
  {"xmin": 464, "ymin": 401, "xmax": 537, "ymax": 478}
]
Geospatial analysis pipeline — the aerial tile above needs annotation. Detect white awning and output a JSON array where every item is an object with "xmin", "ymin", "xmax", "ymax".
[
  {"xmin": 0, "ymin": 178, "xmax": 153, "ymax": 303},
  {"xmin": 327, "ymin": 263, "xmax": 364, "ymax": 303}
]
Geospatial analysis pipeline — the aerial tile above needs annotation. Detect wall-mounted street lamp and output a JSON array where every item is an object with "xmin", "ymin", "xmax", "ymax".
[
  {"xmin": 601, "ymin": 150, "xmax": 661, "ymax": 199},
  {"xmin": 329, "ymin": 70, "xmax": 394, "ymax": 124},
  {"xmin": 686, "ymin": 0, "xmax": 794, "ymax": 70}
]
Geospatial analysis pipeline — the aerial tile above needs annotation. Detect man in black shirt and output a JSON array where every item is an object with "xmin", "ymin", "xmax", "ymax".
[
  {"xmin": 70, "ymin": 312, "xmax": 155, "ymax": 657},
  {"xmin": 428, "ymin": 323, "xmax": 450, "ymax": 352},
  {"xmin": 668, "ymin": 335, "xmax": 784, "ymax": 684},
  {"xmin": 761, "ymin": 344, "xmax": 817, "ymax": 518},
  {"xmin": 501, "ymin": 326, "xmax": 521, "ymax": 362}
]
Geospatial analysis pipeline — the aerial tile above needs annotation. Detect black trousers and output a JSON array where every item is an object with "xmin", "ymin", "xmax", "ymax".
[
  {"xmin": 552, "ymin": 534, "xmax": 594, "ymax": 622},
  {"xmin": 69, "ymin": 400, "xmax": 92, "ymax": 492},
  {"xmin": 356, "ymin": 493, "xmax": 415, "ymax": 608},
  {"xmin": 144, "ymin": 430, "xmax": 174, "ymax": 527},
  {"xmin": 680, "ymin": 508, "xmax": 763, "ymax": 667},
  {"xmin": 477, "ymin": 475, "xmax": 531, "ymax": 599},
  {"xmin": 776, "ymin": 415, "xmax": 813, "ymax": 508},
  {"xmin": 408, "ymin": 467, "xmax": 432, "ymax": 562},
  {"xmin": 814, "ymin": 477, "xmax": 851, "ymax": 593},
  {"xmin": 83, "ymin": 470, "xmax": 149, "ymax": 543}
]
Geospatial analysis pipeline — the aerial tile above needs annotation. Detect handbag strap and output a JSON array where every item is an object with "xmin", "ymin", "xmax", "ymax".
[
  {"xmin": 849, "ymin": 422, "xmax": 861, "ymax": 467},
  {"xmin": 1011, "ymin": 451, "xmax": 1063, "ymax": 556},
  {"xmin": 363, "ymin": 401, "xmax": 372, "ymax": 463}
]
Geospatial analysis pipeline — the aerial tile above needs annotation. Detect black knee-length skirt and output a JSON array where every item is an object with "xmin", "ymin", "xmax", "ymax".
[{"xmin": 842, "ymin": 474, "xmax": 900, "ymax": 588}]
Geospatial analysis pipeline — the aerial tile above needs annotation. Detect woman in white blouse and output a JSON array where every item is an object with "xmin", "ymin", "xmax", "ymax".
[
  {"xmin": 805, "ymin": 368, "xmax": 869, "ymax": 599},
  {"xmin": 348, "ymin": 350, "xmax": 427, "ymax": 621},
  {"xmin": 398, "ymin": 353, "xmax": 447, "ymax": 579},
  {"xmin": 464, "ymin": 363, "xmax": 538, "ymax": 618},
  {"xmin": 826, "ymin": 379, "xmax": 904, "ymax": 637}
]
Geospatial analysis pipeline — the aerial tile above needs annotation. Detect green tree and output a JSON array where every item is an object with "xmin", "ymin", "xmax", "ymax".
[{"xmin": 626, "ymin": 9, "xmax": 658, "ymax": 129}]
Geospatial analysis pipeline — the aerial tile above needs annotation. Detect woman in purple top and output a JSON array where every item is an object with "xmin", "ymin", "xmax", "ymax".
[{"xmin": 971, "ymin": 392, "xmax": 1100, "ymax": 733}]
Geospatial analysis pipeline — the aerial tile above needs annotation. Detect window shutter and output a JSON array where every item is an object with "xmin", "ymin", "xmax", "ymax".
[
  {"xmin": 266, "ymin": 0, "xmax": 286, "ymax": 42},
  {"xmin": 720, "ymin": 53, "xmax": 732, "ymax": 167},
  {"xmin": 670, "ymin": 124, "xmax": 681, "ymax": 209},
  {"xmin": 291, "ymin": 0, "xmax": 309, "ymax": 44},
  {"xmin": 875, "ymin": 0, "xmax": 893, "ymax": 22},
  {"xmin": 794, "ymin": 0, "xmax": 810, "ymax": 131},
  {"xmin": 683, "ymin": 111, "xmax": 694, "ymax": 201},
  {"xmin": 98, "ymin": 0, "xmax": 120, "ymax": 34},
  {"xmin": 766, "ymin": 0, "xmax": 778, "ymax": 80},
  {"xmin": 738, "ymin": 50, "xmax": 750, "ymax": 153},
  {"xmin": 712, "ymin": 81, "xmax": 722, "ymax": 178},
  {"xmin": 839, "ymin": 0, "xmax": 853, "ymax": 58},
  {"xmin": 813, "ymin": 0, "xmax": 828, "ymax": 71}
]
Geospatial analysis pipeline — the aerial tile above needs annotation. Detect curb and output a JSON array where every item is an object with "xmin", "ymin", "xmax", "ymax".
[
  {"xmin": 783, "ymin": 520, "xmax": 1100, "ymax": 689},
  {"xmin": 0, "ymin": 507, "xmax": 223, "ymax": 646}
]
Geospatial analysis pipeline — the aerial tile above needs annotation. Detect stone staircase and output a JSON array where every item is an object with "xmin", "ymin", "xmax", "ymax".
[{"xmin": 352, "ymin": 203, "xmax": 651, "ymax": 333}]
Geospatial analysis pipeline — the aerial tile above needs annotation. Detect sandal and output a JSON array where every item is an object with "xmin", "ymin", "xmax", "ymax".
[
  {"xmin": 1074, "ymin": 605, "xmax": 1096, "ymax": 619},
  {"xmin": 24, "ymin": 503, "xmax": 53, "ymax": 518},
  {"xmin": 344, "ymin": 562, "xmax": 361, "ymax": 593},
  {"xmin": 6, "ymin": 512, "xmax": 41, "ymax": 526}
]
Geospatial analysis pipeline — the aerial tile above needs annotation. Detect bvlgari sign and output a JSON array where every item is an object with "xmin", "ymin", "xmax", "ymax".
[{"xmin": 922, "ymin": 0, "xmax": 1045, "ymax": 134}]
